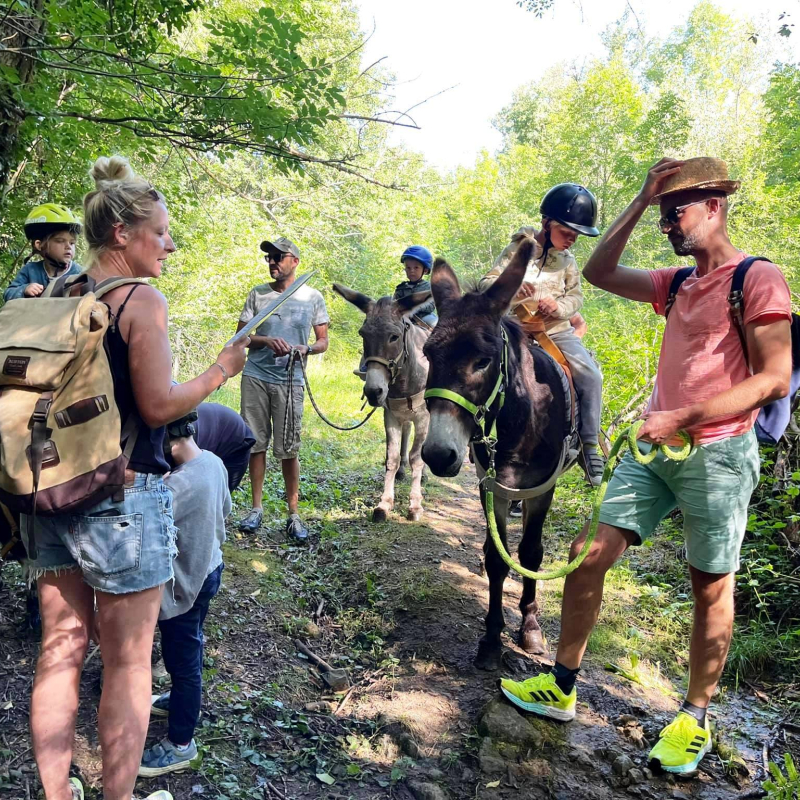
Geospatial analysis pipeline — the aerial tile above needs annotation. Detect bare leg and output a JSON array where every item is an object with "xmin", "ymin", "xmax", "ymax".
[
  {"xmin": 476, "ymin": 487, "xmax": 510, "ymax": 671},
  {"xmin": 686, "ymin": 567, "xmax": 735, "ymax": 707},
  {"xmin": 555, "ymin": 522, "xmax": 635, "ymax": 670},
  {"xmin": 374, "ymin": 410, "xmax": 402, "ymax": 522},
  {"xmin": 248, "ymin": 451, "xmax": 267, "ymax": 509},
  {"xmin": 281, "ymin": 456, "xmax": 300, "ymax": 515},
  {"xmin": 407, "ymin": 411, "xmax": 429, "ymax": 521},
  {"xmin": 31, "ymin": 571, "xmax": 93, "ymax": 800},
  {"xmin": 96, "ymin": 585, "xmax": 162, "ymax": 800}
]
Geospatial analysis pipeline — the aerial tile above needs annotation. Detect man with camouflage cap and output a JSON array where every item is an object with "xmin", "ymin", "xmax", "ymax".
[{"xmin": 236, "ymin": 237, "xmax": 329, "ymax": 542}]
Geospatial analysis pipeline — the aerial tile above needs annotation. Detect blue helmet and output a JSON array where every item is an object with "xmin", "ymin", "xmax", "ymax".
[{"xmin": 400, "ymin": 245, "xmax": 433, "ymax": 273}]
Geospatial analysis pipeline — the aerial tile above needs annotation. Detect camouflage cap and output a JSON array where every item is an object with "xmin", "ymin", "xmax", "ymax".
[{"xmin": 260, "ymin": 236, "xmax": 300, "ymax": 259}]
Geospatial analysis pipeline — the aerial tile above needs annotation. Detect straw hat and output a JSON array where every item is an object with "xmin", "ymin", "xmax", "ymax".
[{"xmin": 650, "ymin": 157, "xmax": 740, "ymax": 205}]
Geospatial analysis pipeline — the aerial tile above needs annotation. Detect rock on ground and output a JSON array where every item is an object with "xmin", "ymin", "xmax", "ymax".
[{"xmin": 478, "ymin": 698, "xmax": 544, "ymax": 748}]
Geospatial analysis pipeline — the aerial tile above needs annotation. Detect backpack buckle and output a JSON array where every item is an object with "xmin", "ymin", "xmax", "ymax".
[
  {"xmin": 728, "ymin": 289, "xmax": 744, "ymax": 310},
  {"xmin": 30, "ymin": 395, "xmax": 52, "ymax": 425}
]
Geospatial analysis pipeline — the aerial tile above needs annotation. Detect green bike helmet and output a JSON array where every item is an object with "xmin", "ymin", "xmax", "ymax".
[{"xmin": 24, "ymin": 203, "xmax": 82, "ymax": 242}]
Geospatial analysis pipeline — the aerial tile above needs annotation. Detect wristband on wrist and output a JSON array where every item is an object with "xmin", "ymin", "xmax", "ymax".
[{"xmin": 214, "ymin": 362, "xmax": 229, "ymax": 385}]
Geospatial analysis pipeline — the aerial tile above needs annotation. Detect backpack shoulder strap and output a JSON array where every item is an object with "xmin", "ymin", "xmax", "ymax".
[
  {"xmin": 92, "ymin": 277, "xmax": 149, "ymax": 299},
  {"xmin": 728, "ymin": 257, "xmax": 774, "ymax": 363},
  {"xmin": 664, "ymin": 266, "xmax": 696, "ymax": 318},
  {"xmin": 46, "ymin": 272, "xmax": 92, "ymax": 298}
]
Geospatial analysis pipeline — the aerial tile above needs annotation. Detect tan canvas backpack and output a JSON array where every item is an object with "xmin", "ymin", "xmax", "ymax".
[{"xmin": 0, "ymin": 274, "xmax": 146, "ymax": 539}]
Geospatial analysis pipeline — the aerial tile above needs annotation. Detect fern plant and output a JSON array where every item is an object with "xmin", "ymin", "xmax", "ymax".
[{"xmin": 763, "ymin": 753, "xmax": 800, "ymax": 799}]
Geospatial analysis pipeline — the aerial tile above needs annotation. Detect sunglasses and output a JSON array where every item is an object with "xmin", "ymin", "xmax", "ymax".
[
  {"xmin": 266, "ymin": 251, "xmax": 289, "ymax": 263},
  {"xmin": 657, "ymin": 199, "xmax": 708, "ymax": 232},
  {"xmin": 117, "ymin": 185, "xmax": 161, "ymax": 218}
]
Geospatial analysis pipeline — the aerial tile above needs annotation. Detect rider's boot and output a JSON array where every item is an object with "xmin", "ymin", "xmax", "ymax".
[{"xmin": 579, "ymin": 444, "xmax": 606, "ymax": 487}]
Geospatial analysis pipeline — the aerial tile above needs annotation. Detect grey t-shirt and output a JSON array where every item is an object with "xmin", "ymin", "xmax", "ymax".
[
  {"xmin": 239, "ymin": 282, "xmax": 329, "ymax": 385},
  {"xmin": 161, "ymin": 450, "xmax": 232, "ymax": 621}
]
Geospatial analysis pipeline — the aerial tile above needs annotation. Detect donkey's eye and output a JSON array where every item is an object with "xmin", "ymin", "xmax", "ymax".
[
  {"xmin": 389, "ymin": 334, "xmax": 400, "ymax": 343},
  {"xmin": 474, "ymin": 357, "xmax": 492, "ymax": 371}
]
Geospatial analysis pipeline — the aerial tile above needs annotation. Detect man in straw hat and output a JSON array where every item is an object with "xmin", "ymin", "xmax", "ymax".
[{"xmin": 498, "ymin": 157, "xmax": 792, "ymax": 775}]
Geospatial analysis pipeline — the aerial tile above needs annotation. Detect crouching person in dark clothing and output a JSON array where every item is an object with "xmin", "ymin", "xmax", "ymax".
[
  {"xmin": 139, "ymin": 411, "xmax": 231, "ymax": 778},
  {"xmin": 194, "ymin": 402, "xmax": 256, "ymax": 493}
]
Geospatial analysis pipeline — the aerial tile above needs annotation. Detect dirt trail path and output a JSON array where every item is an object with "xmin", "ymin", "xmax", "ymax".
[{"xmin": 340, "ymin": 463, "xmax": 778, "ymax": 800}]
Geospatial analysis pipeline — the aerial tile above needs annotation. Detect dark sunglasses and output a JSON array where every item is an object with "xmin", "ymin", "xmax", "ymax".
[
  {"xmin": 266, "ymin": 251, "xmax": 289, "ymax": 263},
  {"xmin": 117, "ymin": 185, "xmax": 161, "ymax": 218},
  {"xmin": 657, "ymin": 199, "xmax": 708, "ymax": 231}
]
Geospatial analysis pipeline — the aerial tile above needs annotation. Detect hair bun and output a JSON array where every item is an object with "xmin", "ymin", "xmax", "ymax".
[{"xmin": 90, "ymin": 155, "xmax": 136, "ymax": 191}]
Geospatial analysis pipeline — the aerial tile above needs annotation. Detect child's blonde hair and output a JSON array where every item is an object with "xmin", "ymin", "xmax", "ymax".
[{"xmin": 83, "ymin": 156, "xmax": 164, "ymax": 265}]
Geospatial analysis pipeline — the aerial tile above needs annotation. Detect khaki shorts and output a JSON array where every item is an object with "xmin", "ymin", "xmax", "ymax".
[
  {"xmin": 598, "ymin": 430, "xmax": 760, "ymax": 574},
  {"xmin": 241, "ymin": 375, "xmax": 304, "ymax": 459}
]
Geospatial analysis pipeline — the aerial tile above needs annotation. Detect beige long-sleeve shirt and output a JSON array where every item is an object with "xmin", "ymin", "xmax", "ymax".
[{"xmin": 480, "ymin": 226, "xmax": 584, "ymax": 334}]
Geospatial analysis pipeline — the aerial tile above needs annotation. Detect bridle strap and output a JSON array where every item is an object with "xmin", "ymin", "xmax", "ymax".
[
  {"xmin": 424, "ymin": 329, "xmax": 508, "ymax": 438},
  {"xmin": 363, "ymin": 320, "xmax": 411, "ymax": 385}
]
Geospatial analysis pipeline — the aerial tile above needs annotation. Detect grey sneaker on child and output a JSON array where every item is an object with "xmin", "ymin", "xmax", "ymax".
[{"xmin": 138, "ymin": 737, "xmax": 198, "ymax": 777}]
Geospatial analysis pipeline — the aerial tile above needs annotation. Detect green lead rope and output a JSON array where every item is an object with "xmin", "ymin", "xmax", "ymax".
[{"xmin": 484, "ymin": 419, "xmax": 693, "ymax": 582}]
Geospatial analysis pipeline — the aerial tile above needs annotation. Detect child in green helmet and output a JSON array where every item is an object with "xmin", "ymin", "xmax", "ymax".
[{"xmin": 3, "ymin": 203, "xmax": 82, "ymax": 302}]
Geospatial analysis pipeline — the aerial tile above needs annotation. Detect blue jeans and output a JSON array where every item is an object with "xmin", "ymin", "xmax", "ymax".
[
  {"xmin": 158, "ymin": 564, "xmax": 222, "ymax": 744},
  {"xmin": 21, "ymin": 473, "xmax": 176, "ymax": 593}
]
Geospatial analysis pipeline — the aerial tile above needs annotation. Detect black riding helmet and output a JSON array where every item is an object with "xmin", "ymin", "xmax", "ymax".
[{"xmin": 540, "ymin": 184, "xmax": 600, "ymax": 237}]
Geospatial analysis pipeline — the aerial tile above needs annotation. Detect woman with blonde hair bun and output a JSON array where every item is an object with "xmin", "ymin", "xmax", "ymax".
[{"xmin": 22, "ymin": 155, "xmax": 249, "ymax": 800}]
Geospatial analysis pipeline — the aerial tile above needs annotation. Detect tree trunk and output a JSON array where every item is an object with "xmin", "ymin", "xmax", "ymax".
[{"xmin": 0, "ymin": 0, "xmax": 45, "ymax": 200}]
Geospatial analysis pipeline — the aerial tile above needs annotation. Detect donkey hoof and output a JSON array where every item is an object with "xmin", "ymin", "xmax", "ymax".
[
  {"xmin": 396, "ymin": 468, "xmax": 407, "ymax": 482},
  {"xmin": 474, "ymin": 643, "xmax": 504, "ymax": 671},
  {"xmin": 519, "ymin": 628, "xmax": 547, "ymax": 655},
  {"xmin": 372, "ymin": 507, "xmax": 388, "ymax": 523},
  {"xmin": 407, "ymin": 507, "xmax": 423, "ymax": 522}
]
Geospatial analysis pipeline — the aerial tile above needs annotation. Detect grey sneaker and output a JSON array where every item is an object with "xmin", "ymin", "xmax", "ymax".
[
  {"xmin": 238, "ymin": 507, "xmax": 263, "ymax": 532},
  {"xmin": 138, "ymin": 737, "xmax": 198, "ymax": 777},
  {"xmin": 137, "ymin": 792, "xmax": 175, "ymax": 800},
  {"xmin": 580, "ymin": 448, "xmax": 606, "ymax": 487},
  {"xmin": 286, "ymin": 513, "xmax": 309, "ymax": 542}
]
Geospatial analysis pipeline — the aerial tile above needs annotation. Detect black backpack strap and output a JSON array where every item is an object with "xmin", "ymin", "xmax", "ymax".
[
  {"xmin": 728, "ymin": 257, "xmax": 774, "ymax": 364},
  {"xmin": 664, "ymin": 266, "xmax": 696, "ymax": 318}
]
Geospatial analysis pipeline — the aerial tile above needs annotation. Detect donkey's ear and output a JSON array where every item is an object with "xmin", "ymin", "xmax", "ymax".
[
  {"xmin": 431, "ymin": 258, "xmax": 461, "ymax": 315},
  {"xmin": 333, "ymin": 283, "xmax": 375, "ymax": 315},
  {"xmin": 394, "ymin": 290, "xmax": 432, "ymax": 318},
  {"xmin": 484, "ymin": 237, "xmax": 534, "ymax": 314}
]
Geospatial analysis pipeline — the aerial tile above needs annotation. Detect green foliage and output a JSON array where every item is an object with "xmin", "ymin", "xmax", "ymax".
[{"xmin": 763, "ymin": 753, "xmax": 800, "ymax": 799}]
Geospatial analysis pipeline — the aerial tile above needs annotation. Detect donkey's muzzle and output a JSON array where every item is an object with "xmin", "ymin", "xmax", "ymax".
[{"xmin": 422, "ymin": 440, "xmax": 463, "ymax": 477}]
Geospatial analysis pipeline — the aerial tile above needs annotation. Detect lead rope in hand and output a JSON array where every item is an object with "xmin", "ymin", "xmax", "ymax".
[
  {"xmin": 283, "ymin": 349, "xmax": 378, "ymax": 453},
  {"xmin": 484, "ymin": 419, "xmax": 693, "ymax": 582}
]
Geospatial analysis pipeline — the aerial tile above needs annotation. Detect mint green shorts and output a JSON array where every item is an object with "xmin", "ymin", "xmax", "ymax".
[{"xmin": 598, "ymin": 430, "xmax": 760, "ymax": 574}]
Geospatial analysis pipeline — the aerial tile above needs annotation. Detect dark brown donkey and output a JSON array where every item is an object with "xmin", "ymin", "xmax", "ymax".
[{"xmin": 421, "ymin": 239, "xmax": 576, "ymax": 670}]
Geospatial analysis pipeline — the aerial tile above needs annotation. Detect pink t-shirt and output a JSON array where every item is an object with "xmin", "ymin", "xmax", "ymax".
[{"xmin": 648, "ymin": 253, "xmax": 792, "ymax": 445}]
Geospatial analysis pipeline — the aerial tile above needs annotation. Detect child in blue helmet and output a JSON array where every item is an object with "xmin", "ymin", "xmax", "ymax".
[
  {"xmin": 395, "ymin": 245, "xmax": 437, "ymax": 327},
  {"xmin": 353, "ymin": 245, "xmax": 437, "ymax": 379}
]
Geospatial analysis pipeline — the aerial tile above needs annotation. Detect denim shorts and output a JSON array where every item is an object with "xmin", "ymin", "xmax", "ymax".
[
  {"xmin": 598, "ymin": 430, "xmax": 760, "ymax": 574},
  {"xmin": 21, "ymin": 473, "xmax": 177, "ymax": 594}
]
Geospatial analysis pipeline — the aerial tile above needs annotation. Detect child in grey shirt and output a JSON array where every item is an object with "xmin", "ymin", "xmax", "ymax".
[{"xmin": 139, "ymin": 411, "xmax": 231, "ymax": 779}]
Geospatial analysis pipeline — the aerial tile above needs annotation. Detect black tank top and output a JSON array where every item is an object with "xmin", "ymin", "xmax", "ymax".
[{"xmin": 106, "ymin": 285, "xmax": 170, "ymax": 474}]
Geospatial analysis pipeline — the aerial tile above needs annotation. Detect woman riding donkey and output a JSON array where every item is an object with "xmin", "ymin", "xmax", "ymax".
[{"xmin": 481, "ymin": 184, "xmax": 605, "ymax": 486}]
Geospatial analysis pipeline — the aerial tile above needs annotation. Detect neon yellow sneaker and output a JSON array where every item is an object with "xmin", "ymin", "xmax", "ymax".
[
  {"xmin": 648, "ymin": 712, "xmax": 711, "ymax": 774},
  {"xmin": 69, "ymin": 778, "xmax": 84, "ymax": 800},
  {"xmin": 499, "ymin": 672, "xmax": 576, "ymax": 721}
]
